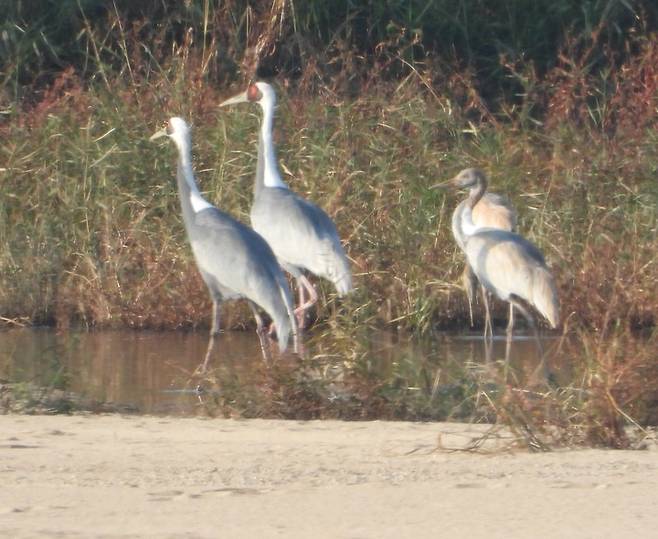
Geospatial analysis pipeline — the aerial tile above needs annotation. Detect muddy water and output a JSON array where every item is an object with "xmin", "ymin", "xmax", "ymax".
[{"xmin": 1, "ymin": 328, "xmax": 563, "ymax": 417}]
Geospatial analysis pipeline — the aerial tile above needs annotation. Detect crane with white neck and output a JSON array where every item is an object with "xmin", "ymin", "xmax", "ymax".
[
  {"xmin": 434, "ymin": 168, "xmax": 559, "ymax": 350},
  {"xmin": 440, "ymin": 168, "xmax": 517, "ymax": 335},
  {"xmin": 219, "ymin": 82, "xmax": 353, "ymax": 332},
  {"xmin": 150, "ymin": 117, "xmax": 298, "ymax": 370}
]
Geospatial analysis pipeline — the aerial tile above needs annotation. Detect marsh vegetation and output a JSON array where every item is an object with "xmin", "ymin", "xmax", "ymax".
[{"xmin": 1, "ymin": 1, "xmax": 656, "ymax": 447}]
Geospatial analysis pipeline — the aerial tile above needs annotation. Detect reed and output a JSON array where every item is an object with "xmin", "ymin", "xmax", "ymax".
[
  {"xmin": 1, "ymin": 8, "xmax": 656, "ymax": 333},
  {"xmin": 0, "ymin": 0, "xmax": 656, "ymax": 444}
]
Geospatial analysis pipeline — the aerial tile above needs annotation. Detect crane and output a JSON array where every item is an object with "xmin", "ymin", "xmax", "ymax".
[
  {"xmin": 150, "ymin": 117, "xmax": 298, "ymax": 371},
  {"xmin": 219, "ymin": 81, "xmax": 353, "ymax": 332},
  {"xmin": 442, "ymin": 168, "xmax": 517, "ymax": 335},
  {"xmin": 435, "ymin": 168, "xmax": 559, "ymax": 351}
]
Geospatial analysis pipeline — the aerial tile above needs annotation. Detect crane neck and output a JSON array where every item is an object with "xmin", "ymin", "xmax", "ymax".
[
  {"xmin": 467, "ymin": 175, "xmax": 487, "ymax": 209},
  {"xmin": 461, "ymin": 177, "xmax": 488, "ymax": 237},
  {"xmin": 256, "ymin": 98, "xmax": 288, "ymax": 194},
  {"xmin": 172, "ymin": 135, "xmax": 213, "ymax": 217},
  {"xmin": 451, "ymin": 201, "xmax": 468, "ymax": 251},
  {"xmin": 255, "ymin": 127, "xmax": 266, "ymax": 197}
]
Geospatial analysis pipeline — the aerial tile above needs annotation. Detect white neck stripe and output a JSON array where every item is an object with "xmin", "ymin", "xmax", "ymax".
[
  {"xmin": 190, "ymin": 190, "xmax": 213, "ymax": 213},
  {"xmin": 176, "ymin": 144, "xmax": 214, "ymax": 214},
  {"xmin": 260, "ymin": 97, "xmax": 288, "ymax": 189},
  {"xmin": 461, "ymin": 205, "xmax": 478, "ymax": 236}
]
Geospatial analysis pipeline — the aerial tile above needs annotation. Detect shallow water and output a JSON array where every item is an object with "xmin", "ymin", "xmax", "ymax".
[{"xmin": 0, "ymin": 328, "xmax": 568, "ymax": 418}]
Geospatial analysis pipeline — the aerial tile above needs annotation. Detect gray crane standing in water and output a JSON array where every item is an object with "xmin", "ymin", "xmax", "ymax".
[
  {"xmin": 150, "ymin": 117, "xmax": 298, "ymax": 371},
  {"xmin": 444, "ymin": 169, "xmax": 517, "ymax": 336},
  {"xmin": 219, "ymin": 82, "xmax": 353, "ymax": 331},
  {"xmin": 434, "ymin": 168, "xmax": 559, "ymax": 352}
]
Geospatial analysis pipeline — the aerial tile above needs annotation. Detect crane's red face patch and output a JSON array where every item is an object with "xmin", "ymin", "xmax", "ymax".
[{"xmin": 247, "ymin": 83, "xmax": 262, "ymax": 102}]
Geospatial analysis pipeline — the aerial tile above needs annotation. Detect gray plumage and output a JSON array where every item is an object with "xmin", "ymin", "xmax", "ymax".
[
  {"xmin": 463, "ymin": 228, "xmax": 559, "ymax": 329},
  {"xmin": 251, "ymin": 173, "xmax": 353, "ymax": 294},
  {"xmin": 188, "ymin": 197, "xmax": 295, "ymax": 347},
  {"xmin": 151, "ymin": 117, "xmax": 296, "ymax": 366},
  {"xmin": 220, "ymin": 82, "xmax": 352, "ymax": 326}
]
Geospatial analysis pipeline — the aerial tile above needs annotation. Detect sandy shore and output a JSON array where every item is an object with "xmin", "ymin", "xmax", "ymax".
[{"xmin": 1, "ymin": 415, "xmax": 656, "ymax": 538}]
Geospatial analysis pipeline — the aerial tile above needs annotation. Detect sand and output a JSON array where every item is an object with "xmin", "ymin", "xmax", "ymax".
[{"xmin": 1, "ymin": 415, "xmax": 657, "ymax": 538}]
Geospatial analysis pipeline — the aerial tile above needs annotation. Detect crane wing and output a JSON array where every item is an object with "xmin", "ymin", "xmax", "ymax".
[{"xmin": 251, "ymin": 188, "xmax": 351, "ymax": 289}]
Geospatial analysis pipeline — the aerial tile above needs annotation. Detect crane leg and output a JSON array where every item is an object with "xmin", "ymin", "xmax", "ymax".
[
  {"xmin": 506, "ymin": 302, "xmax": 515, "ymax": 337},
  {"xmin": 282, "ymin": 286, "xmax": 302, "ymax": 356},
  {"xmin": 201, "ymin": 300, "xmax": 222, "ymax": 373},
  {"xmin": 289, "ymin": 295, "xmax": 303, "ymax": 356},
  {"xmin": 515, "ymin": 302, "xmax": 546, "ymax": 384},
  {"xmin": 506, "ymin": 297, "xmax": 547, "ymax": 384},
  {"xmin": 294, "ymin": 275, "xmax": 318, "ymax": 330},
  {"xmin": 504, "ymin": 303, "xmax": 515, "ymax": 364},
  {"xmin": 462, "ymin": 265, "xmax": 476, "ymax": 328},
  {"xmin": 484, "ymin": 333, "xmax": 494, "ymax": 363},
  {"xmin": 211, "ymin": 300, "xmax": 221, "ymax": 335},
  {"xmin": 297, "ymin": 284, "xmax": 306, "ymax": 328},
  {"xmin": 482, "ymin": 285, "xmax": 493, "ymax": 341},
  {"xmin": 508, "ymin": 299, "xmax": 540, "ymax": 354},
  {"xmin": 290, "ymin": 310, "xmax": 303, "ymax": 357},
  {"xmin": 248, "ymin": 301, "xmax": 272, "ymax": 362}
]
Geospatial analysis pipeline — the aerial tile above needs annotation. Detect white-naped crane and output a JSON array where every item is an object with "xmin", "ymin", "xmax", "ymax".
[
  {"xmin": 219, "ymin": 82, "xmax": 353, "ymax": 333},
  {"xmin": 434, "ymin": 168, "xmax": 559, "ymax": 356},
  {"xmin": 150, "ymin": 117, "xmax": 298, "ymax": 371},
  {"xmin": 442, "ymin": 168, "xmax": 517, "ymax": 336}
]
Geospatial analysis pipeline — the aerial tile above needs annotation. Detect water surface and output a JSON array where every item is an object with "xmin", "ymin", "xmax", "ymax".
[{"xmin": 0, "ymin": 327, "xmax": 571, "ymax": 418}]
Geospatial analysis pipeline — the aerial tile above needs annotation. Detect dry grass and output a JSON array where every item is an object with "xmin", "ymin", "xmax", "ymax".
[
  {"xmin": 0, "ymin": 2, "xmax": 656, "ymax": 445},
  {"xmin": 1, "ymin": 24, "xmax": 656, "ymax": 334}
]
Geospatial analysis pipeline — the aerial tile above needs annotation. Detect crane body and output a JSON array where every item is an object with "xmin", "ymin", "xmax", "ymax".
[
  {"xmin": 220, "ymin": 82, "xmax": 352, "ymax": 329},
  {"xmin": 151, "ymin": 117, "xmax": 298, "ymax": 369},
  {"xmin": 436, "ymin": 168, "xmax": 559, "ymax": 347},
  {"xmin": 452, "ymin": 191, "xmax": 517, "ymax": 331}
]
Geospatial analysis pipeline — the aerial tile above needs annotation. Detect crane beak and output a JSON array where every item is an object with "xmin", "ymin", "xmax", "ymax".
[
  {"xmin": 430, "ymin": 178, "xmax": 456, "ymax": 190},
  {"xmin": 219, "ymin": 90, "xmax": 249, "ymax": 107},
  {"xmin": 149, "ymin": 127, "xmax": 168, "ymax": 141}
]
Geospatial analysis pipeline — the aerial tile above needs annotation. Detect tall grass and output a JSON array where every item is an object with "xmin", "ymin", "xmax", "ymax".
[
  {"xmin": 1, "ymin": 1, "xmax": 656, "ymax": 333},
  {"xmin": 1, "ymin": 2, "xmax": 657, "ymax": 445},
  {"xmin": 3, "ymin": 1, "xmax": 656, "ymax": 98}
]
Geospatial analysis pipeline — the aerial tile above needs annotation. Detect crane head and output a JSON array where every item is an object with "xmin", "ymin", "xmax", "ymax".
[
  {"xmin": 149, "ymin": 117, "xmax": 191, "ymax": 147},
  {"xmin": 431, "ymin": 168, "xmax": 487, "ymax": 191},
  {"xmin": 219, "ymin": 81, "xmax": 277, "ymax": 110}
]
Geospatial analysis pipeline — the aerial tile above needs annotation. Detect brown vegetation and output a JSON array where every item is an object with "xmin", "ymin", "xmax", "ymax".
[{"xmin": 0, "ymin": 2, "xmax": 656, "ymax": 444}]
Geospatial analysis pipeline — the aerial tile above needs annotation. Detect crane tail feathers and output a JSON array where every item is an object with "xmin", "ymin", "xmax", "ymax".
[
  {"xmin": 333, "ymin": 271, "xmax": 353, "ymax": 296},
  {"xmin": 331, "ymin": 253, "xmax": 353, "ymax": 296},
  {"xmin": 274, "ymin": 314, "xmax": 290, "ymax": 352},
  {"xmin": 272, "ymin": 273, "xmax": 295, "ymax": 353},
  {"xmin": 532, "ymin": 268, "xmax": 560, "ymax": 329}
]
